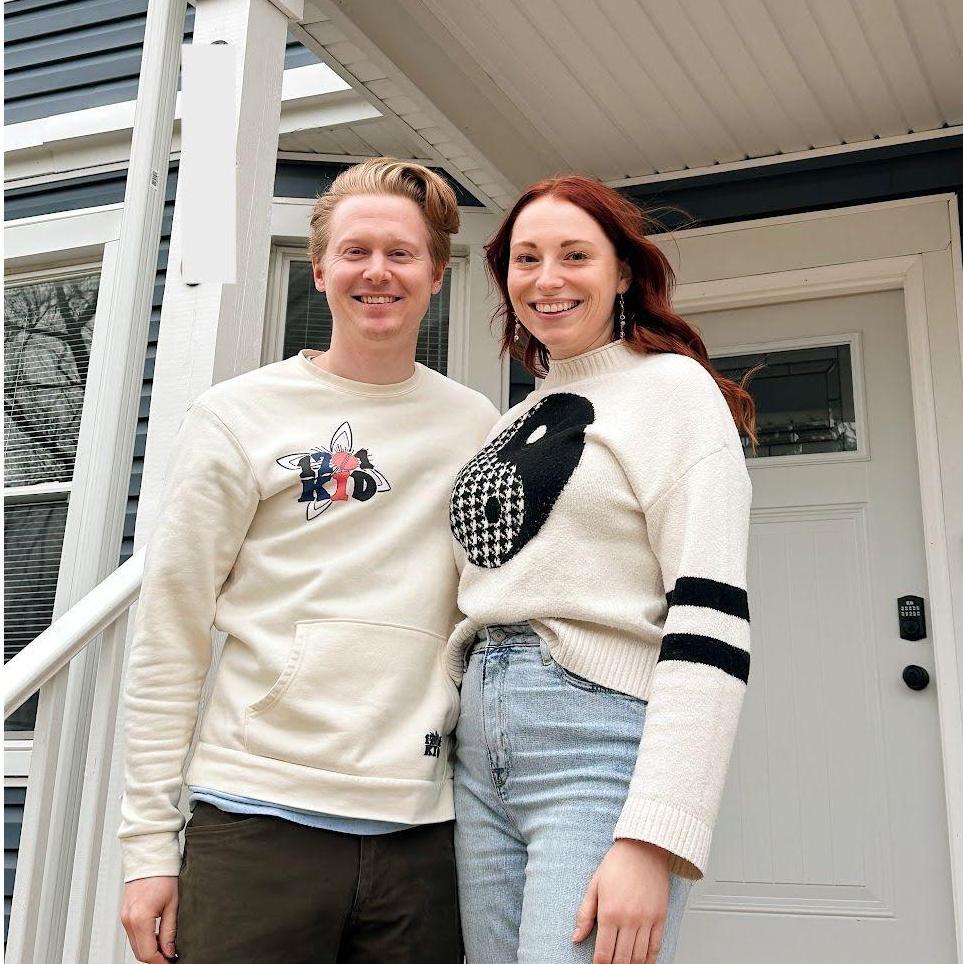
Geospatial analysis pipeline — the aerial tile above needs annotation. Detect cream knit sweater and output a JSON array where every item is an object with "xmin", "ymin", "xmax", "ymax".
[
  {"xmin": 120, "ymin": 351, "xmax": 498, "ymax": 881},
  {"xmin": 447, "ymin": 341, "xmax": 752, "ymax": 880}
]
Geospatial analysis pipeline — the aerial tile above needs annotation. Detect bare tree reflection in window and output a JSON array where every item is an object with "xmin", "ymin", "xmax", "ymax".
[{"xmin": 4, "ymin": 274, "xmax": 99, "ymax": 486}]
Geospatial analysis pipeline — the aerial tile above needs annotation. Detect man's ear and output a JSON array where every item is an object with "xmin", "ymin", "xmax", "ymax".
[
  {"xmin": 431, "ymin": 260, "xmax": 447, "ymax": 295},
  {"xmin": 312, "ymin": 258, "xmax": 326, "ymax": 293}
]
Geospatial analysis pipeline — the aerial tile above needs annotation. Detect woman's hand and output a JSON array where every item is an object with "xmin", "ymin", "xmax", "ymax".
[{"xmin": 572, "ymin": 839, "xmax": 671, "ymax": 964}]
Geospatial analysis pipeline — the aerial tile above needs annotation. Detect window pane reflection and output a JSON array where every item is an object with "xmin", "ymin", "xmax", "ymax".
[{"xmin": 713, "ymin": 343, "xmax": 858, "ymax": 458}]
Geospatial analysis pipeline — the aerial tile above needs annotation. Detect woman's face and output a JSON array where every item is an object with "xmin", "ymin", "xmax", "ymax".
[{"xmin": 507, "ymin": 196, "xmax": 629, "ymax": 360}]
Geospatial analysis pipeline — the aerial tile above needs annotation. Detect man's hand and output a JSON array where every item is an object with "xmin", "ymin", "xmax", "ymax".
[
  {"xmin": 572, "ymin": 839, "xmax": 671, "ymax": 964},
  {"xmin": 121, "ymin": 876, "xmax": 178, "ymax": 963}
]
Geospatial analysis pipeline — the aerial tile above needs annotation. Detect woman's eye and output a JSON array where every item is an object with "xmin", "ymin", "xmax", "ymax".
[
  {"xmin": 513, "ymin": 254, "xmax": 536, "ymax": 264},
  {"xmin": 567, "ymin": 251, "xmax": 588, "ymax": 261}
]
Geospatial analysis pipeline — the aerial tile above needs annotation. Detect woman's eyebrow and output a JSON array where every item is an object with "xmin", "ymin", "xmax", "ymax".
[{"xmin": 511, "ymin": 238, "xmax": 595, "ymax": 249}]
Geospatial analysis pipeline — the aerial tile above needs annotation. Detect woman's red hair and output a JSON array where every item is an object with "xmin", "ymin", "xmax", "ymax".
[{"xmin": 485, "ymin": 176, "xmax": 757, "ymax": 442}]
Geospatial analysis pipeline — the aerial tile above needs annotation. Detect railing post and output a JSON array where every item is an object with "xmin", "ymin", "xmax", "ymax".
[
  {"xmin": 72, "ymin": 1, "xmax": 294, "ymax": 960},
  {"xmin": 5, "ymin": 3, "xmax": 187, "ymax": 962}
]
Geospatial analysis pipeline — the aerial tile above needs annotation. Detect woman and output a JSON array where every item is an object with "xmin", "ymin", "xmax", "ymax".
[{"xmin": 447, "ymin": 177, "xmax": 756, "ymax": 964}]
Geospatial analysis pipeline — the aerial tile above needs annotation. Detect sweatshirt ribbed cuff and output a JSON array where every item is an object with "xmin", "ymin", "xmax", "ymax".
[
  {"xmin": 614, "ymin": 796, "xmax": 712, "ymax": 881},
  {"xmin": 121, "ymin": 832, "xmax": 182, "ymax": 883}
]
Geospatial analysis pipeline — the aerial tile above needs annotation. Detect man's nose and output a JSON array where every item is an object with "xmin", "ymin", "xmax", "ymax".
[{"xmin": 363, "ymin": 254, "xmax": 391, "ymax": 284}]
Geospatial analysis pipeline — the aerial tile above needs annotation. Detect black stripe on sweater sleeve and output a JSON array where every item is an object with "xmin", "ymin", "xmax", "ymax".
[
  {"xmin": 665, "ymin": 576, "xmax": 750, "ymax": 621},
  {"xmin": 658, "ymin": 632, "xmax": 750, "ymax": 684}
]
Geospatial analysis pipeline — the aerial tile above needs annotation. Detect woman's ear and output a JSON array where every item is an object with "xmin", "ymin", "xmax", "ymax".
[{"xmin": 617, "ymin": 262, "xmax": 631, "ymax": 294}]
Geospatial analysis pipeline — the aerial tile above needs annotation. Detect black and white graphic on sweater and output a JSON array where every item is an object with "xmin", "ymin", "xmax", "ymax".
[
  {"xmin": 277, "ymin": 421, "xmax": 391, "ymax": 521},
  {"xmin": 450, "ymin": 393, "xmax": 594, "ymax": 567}
]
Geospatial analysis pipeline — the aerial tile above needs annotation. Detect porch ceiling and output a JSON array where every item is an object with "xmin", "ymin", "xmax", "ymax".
[{"xmin": 295, "ymin": 0, "xmax": 963, "ymax": 211}]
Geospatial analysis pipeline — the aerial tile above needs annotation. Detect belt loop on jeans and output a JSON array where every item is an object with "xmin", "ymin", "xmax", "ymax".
[{"xmin": 538, "ymin": 636, "xmax": 552, "ymax": 666}]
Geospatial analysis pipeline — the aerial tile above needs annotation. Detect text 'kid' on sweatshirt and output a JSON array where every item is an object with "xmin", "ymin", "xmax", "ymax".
[
  {"xmin": 120, "ymin": 351, "xmax": 499, "ymax": 882},
  {"xmin": 448, "ymin": 341, "xmax": 753, "ymax": 880}
]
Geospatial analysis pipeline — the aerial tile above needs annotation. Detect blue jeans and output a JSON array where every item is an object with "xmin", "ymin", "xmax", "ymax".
[{"xmin": 454, "ymin": 625, "xmax": 692, "ymax": 964}]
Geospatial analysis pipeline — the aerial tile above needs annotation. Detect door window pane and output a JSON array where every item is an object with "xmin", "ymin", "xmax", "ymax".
[
  {"xmin": 4, "ymin": 274, "xmax": 99, "ymax": 486},
  {"xmin": 3, "ymin": 499, "xmax": 69, "ymax": 732},
  {"xmin": 713, "ymin": 343, "xmax": 858, "ymax": 458},
  {"xmin": 282, "ymin": 261, "xmax": 451, "ymax": 374}
]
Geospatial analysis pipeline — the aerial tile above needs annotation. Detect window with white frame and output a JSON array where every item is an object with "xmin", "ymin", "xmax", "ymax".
[
  {"xmin": 3, "ymin": 266, "xmax": 100, "ymax": 734},
  {"xmin": 267, "ymin": 249, "xmax": 456, "ymax": 372}
]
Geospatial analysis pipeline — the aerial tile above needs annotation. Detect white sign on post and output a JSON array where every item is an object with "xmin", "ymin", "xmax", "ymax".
[{"xmin": 180, "ymin": 43, "xmax": 237, "ymax": 284}]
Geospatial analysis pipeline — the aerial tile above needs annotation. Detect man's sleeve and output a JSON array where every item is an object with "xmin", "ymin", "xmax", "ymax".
[
  {"xmin": 119, "ymin": 403, "xmax": 260, "ymax": 881},
  {"xmin": 614, "ymin": 447, "xmax": 752, "ymax": 880}
]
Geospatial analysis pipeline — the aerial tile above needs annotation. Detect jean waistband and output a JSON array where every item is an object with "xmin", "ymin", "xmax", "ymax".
[{"xmin": 467, "ymin": 622, "xmax": 539, "ymax": 658}]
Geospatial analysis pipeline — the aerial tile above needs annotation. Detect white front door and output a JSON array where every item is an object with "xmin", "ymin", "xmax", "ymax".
[{"xmin": 671, "ymin": 205, "xmax": 958, "ymax": 963}]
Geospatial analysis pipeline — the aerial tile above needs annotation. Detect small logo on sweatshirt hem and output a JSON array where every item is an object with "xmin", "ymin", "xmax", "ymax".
[
  {"xmin": 277, "ymin": 421, "xmax": 391, "ymax": 521},
  {"xmin": 424, "ymin": 731, "xmax": 442, "ymax": 757}
]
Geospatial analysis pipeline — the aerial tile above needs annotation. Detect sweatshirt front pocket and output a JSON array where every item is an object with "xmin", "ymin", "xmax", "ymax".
[{"xmin": 244, "ymin": 619, "xmax": 459, "ymax": 782}]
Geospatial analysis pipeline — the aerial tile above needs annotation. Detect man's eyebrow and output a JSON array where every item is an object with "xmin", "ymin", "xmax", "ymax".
[{"xmin": 337, "ymin": 235, "xmax": 420, "ymax": 247}]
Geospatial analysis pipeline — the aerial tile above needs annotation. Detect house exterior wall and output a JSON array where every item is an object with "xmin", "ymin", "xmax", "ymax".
[{"xmin": 4, "ymin": 0, "xmax": 318, "ymax": 126}]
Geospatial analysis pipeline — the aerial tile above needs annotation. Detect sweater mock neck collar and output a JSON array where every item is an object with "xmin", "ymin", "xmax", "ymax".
[{"xmin": 540, "ymin": 340, "xmax": 639, "ymax": 391}]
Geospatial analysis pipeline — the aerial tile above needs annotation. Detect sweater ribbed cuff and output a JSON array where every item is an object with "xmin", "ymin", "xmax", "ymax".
[
  {"xmin": 614, "ymin": 796, "xmax": 712, "ymax": 881},
  {"xmin": 121, "ymin": 832, "xmax": 182, "ymax": 883}
]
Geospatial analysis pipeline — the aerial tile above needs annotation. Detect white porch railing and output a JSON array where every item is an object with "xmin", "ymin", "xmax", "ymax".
[{"xmin": 3, "ymin": 550, "xmax": 144, "ymax": 720}]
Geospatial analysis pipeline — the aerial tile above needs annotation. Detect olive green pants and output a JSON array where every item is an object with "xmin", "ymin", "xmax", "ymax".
[{"xmin": 176, "ymin": 803, "xmax": 461, "ymax": 963}]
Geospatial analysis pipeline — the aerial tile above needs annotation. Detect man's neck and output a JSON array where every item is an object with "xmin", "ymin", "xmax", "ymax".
[{"xmin": 311, "ymin": 335, "xmax": 417, "ymax": 385}]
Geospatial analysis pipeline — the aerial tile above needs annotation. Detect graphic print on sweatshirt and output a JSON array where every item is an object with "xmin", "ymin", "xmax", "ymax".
[
  {"xmin": 277, "ymin": 421, "xmax": 391, "ymax": 521},
  {"xmin": 450, "ymin": 392, "xmax": 594, "ymax": 567}
]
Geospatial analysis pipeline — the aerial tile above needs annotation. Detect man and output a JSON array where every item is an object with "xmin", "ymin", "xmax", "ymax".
[{"xmin": 119, "ymin": 158, "xmax": 499, "ymax": 963}]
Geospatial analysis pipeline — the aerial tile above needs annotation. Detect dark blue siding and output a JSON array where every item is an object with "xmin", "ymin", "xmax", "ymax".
[
  {"xmin": 4, "ymin": 0, "xmax": 319, "ymax": 125},
  {"xmin": 4, "ymin": 786, "xmax": 27, "ymax": 942}
]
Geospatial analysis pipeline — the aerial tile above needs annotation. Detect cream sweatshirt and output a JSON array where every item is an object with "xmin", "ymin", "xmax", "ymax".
[
  {"xmin": 120, "ymin": 350, "xmax": 499, "ymax": 881},
  {"xmin": 448, "ymin": 341, "xmax": 752, "ymax": 880}
]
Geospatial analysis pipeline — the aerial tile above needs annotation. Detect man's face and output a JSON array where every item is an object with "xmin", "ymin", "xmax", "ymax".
[{"xmin": 313, "ymin": 194, "xmax": 445, "ymax": 348}]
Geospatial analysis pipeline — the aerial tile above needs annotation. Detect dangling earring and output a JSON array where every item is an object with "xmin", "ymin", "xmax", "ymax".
[
  {"xmin": 513, "ymin": 314, "xmax": 522, "ymax": 343},
  {"xmin": 618, "ymin": 292, "xmax": 626, "ymax": 340}
]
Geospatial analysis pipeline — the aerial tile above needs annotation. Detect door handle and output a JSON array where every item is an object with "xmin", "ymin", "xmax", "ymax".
[{"xmin": 902, "ymin": 665, "xmax": 930, "ymax": 691}]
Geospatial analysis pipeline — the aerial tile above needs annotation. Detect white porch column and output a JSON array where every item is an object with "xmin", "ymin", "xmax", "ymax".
[
  {"xmin": 6, "ymin": 3, "xmax": 187, "ymax": 962},
  {"xmin": 77, "ymin": 2, "xmax": 293, "ymax": 961}
]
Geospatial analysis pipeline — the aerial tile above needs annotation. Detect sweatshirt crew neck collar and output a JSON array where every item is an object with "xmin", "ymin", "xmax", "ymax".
[
  {"xmin": 296, "ymin": 350, "xmax": 424, "ymax": 397},
  {"xmin": 540, "ymin": 340, "xmax": 638, "ymax": 391}
]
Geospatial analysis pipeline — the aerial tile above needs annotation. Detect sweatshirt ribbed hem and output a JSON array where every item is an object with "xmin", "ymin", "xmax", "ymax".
[
  {"xmin": 614, "ymin": 796, "xmax": 712, "ymax": 881},
  {"xmin": 188, "ymin": 741, "xmax": 454, "ymax": 823}
]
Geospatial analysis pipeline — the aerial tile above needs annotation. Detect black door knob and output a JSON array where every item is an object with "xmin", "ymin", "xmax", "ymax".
[{"xmin": 903, "ymin": 665, "xmax": 930, "ymax": 691}]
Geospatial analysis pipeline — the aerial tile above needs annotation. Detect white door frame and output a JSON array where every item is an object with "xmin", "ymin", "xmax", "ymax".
[{"xmin": 663, "ymin": 194, "xmax": 963, "ymax": 962}]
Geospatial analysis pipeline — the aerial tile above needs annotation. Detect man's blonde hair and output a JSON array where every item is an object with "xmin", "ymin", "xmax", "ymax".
[{"xmin": 308, "ymin": 158, "xmax": 460, "ymax": 269}]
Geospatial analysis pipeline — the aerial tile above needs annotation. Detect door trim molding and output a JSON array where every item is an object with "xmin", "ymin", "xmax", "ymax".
[{"xmin": 675, "ymin": 237, "xmax": 963, "ymax": 962}]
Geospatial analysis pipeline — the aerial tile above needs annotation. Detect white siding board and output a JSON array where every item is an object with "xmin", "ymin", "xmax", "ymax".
[
  {"xmin": 597, "ymin": 0, "xmax": 745, "ymax": 164},
  {"xmin": 680, "ymin": 0, "xmax": 808, "ymax": 153},
  {"xmin": 940, "ymin": 0, "xmax": 963, "ymax": 63},
  {"xmin": 346, "ymin": 61, "xmax": 387, "ymax": 84},
  {"xmin": 763, "ymin": 0, "xmax": 875, "ymax": 143},
  {"xmin": 432, "ymin": 0, "xmax": 621, "ymax": 174},
  {"xmin": 806, "ymin": 0, "xmax": 911, "ymax": 137},
  {"xmin": 521, "ymin": 0, "xmax": 675, "ymax": 175},
  {"xmin": 723, "ymin": 0, "xmax": 842, "ymax": 148},
  {"xmin": 365, "ymin": 78, "xmax": 403, "ymax": 99},
  {"xmin": 643, "ymin": 0, "xmax": 777, "ymax": 159},
  {"xmin": 852, "ymin": 0, "xmax": 944, "ymax": 132},
  {"xmin": 326, "ymin": 41, "xmax": 367, "ymax": 66},
  {"xmin": 896, "ymin": 0, "xmax": 963, "ymax": 123}
]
